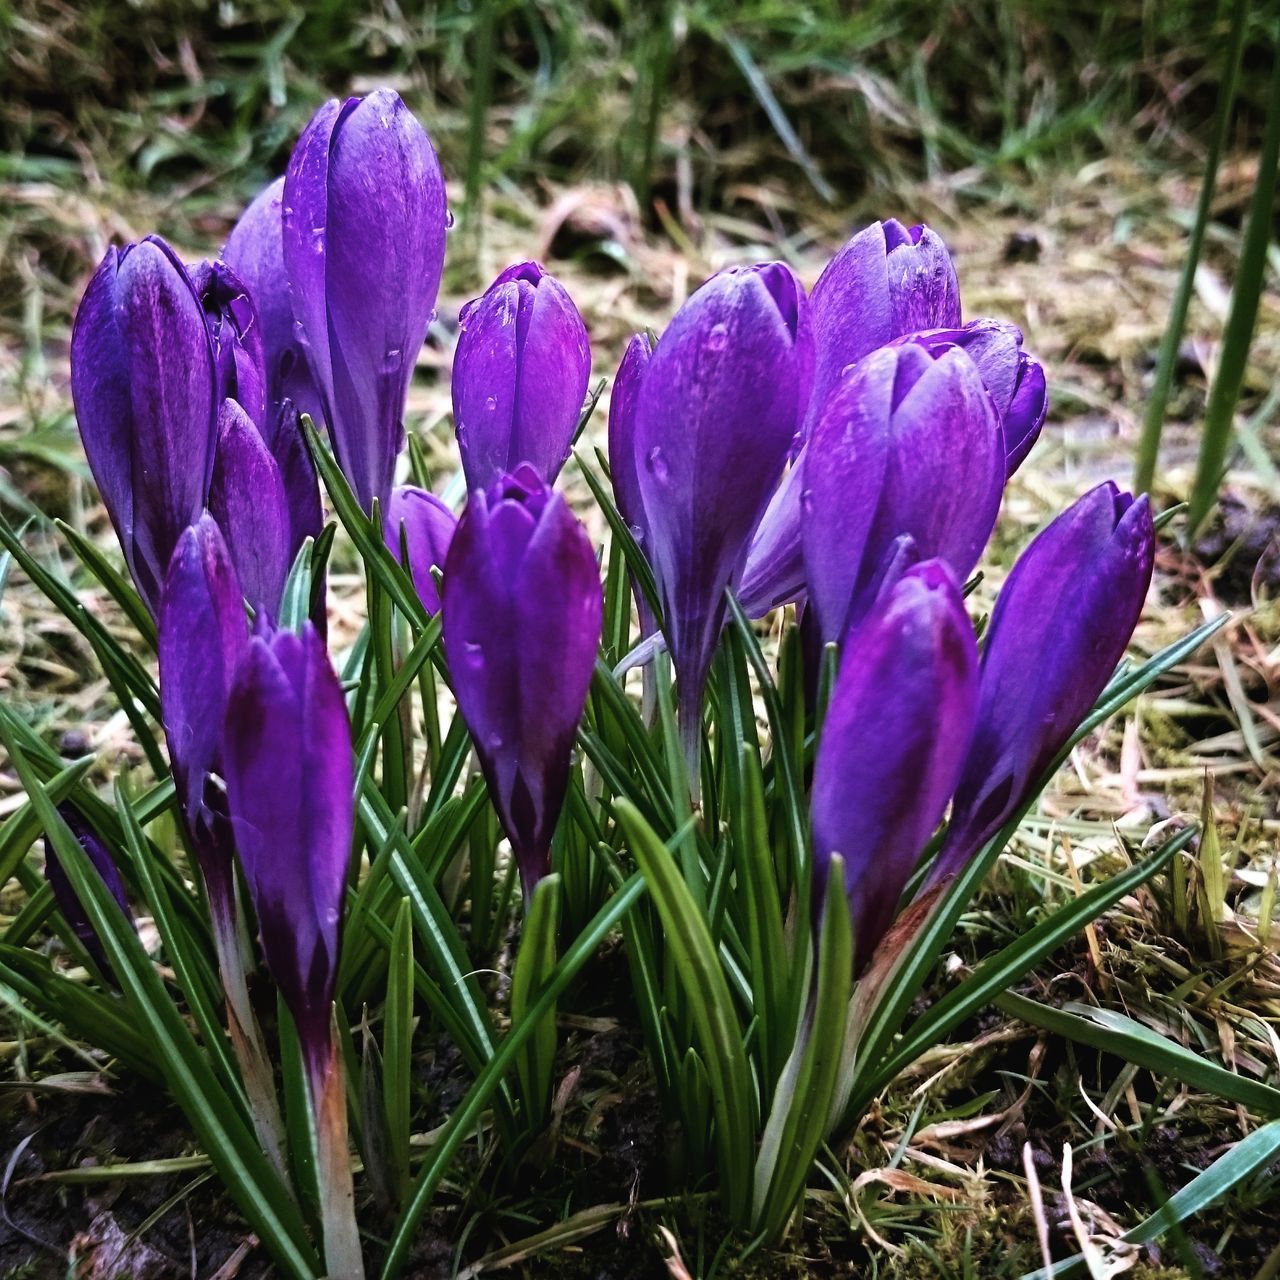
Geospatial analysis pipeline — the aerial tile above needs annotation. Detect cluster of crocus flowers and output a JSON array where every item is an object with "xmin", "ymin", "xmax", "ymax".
[{"xmin": 60, "ymin": 79, "xmax": 1165, "ymax": 1268}]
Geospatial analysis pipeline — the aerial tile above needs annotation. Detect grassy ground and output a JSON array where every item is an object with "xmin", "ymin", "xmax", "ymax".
[{"xmin": 3, "ymin": 3, "xmax": 1280, "ymax": 1276}]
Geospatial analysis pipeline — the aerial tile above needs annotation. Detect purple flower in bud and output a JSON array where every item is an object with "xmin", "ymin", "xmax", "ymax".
[
  {"xmin": 44, "ymin": 806, "xmax": 134, "ymax": 971},
  {"xmin": 607, "ymin": 333, "xmax": 656, "ymax": 635},
  {"xmin": 442, "ymin": 465, "xmax": 602, "ymax": 898},
  {"xmin": 158, "ymin": 515, "xmax": 249, "ymax": 910},
  {"xmin": 634, "ymin": 263, "xmax": 812, "ymax": 742},
  {"xmin": 223, "ymin": 622, "xmax": 354, "ymax": 1081},
  {"xmin": 811, "ymin": 561, "xmax": 978, "ymax": 970},
  {"xmin": 933, "ymin": 484, "xmax": 1155, "ymax": 881},
  {"xmin": 190, "ymin": 259, "xmax": 268, "ymax": 427},
  {"xmin": 284, "ymin": 89, "xmax": 448, "ymax": 513},
  {"xmin": 223, "ymin": 176, "xmax": 323, "ymax": 425},
  {"xmin": 740, "ymin": 219, "xmax": 960, "ymax": 614},
  {"xmin": 453, "ymin": 262, "xmax": 591, "ymax": 491},
  {"xmin": 69, "ymin": 236, "xmax": 217, "ymax": 614},
  {"xmin": 210, "ymin": 400, "xmax": 293, "ymax": 618},
  {"xmin": 384, "ymin": 485, "xmax": 456, "ymax": 614},
  {"xmin": 898, "ymin": 319, "xmax": 1047, "ymax": 478},
  {"xmin": 809, "ymin": 219, "xmax": 960, "ymax": 427},
  {"xmin": 802, "ymin": 341, "xmax": 1005, "ymax": 645}
]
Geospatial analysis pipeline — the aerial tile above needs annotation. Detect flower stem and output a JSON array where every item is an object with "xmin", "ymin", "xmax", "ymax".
[{"xmin": 312, "ymin": 1029, "xmax": 365, "ymax": 1279}]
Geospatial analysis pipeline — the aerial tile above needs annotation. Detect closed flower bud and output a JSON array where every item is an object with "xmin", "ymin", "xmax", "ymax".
[
  {"xmin": 802, "ymin": 341, "xmax": 1005, "ymax": 645},
  {"xmin": 190, "ymin": 259, "xmax": 269, "ymax": 428},
  {"xmin": 607, "ymin": 333, "xmax": 656, "ymax": 635},
  {"xmin": 284, "ymin": 90, "xmax": 448, "ymax": 512},
  {"xmin": 44, "ymin": 806, "xmax": 134, "ymax": 972},
  {"xmin": 934, "ymin": 483, "xmax": 1155, "ymax": 881},
  {"xmin": 453, "ymin": 262, "xmax": 591, "ymax": 491},
  {"xmin": 443, "ymin": 465, "xmax": 602, "ymax": 897},
  {"xmin": 740, "ymin": 219, "xmax": 960, "ymax": 615},
  {"xmin": 223, "ymin": 623, "xmax": 354, "ymax": 1080},
  {"xmin": 70, "ymin": 236, "xmax": 218, "ymax": 613},
  {"xmin": 634, "ymin": 263, "xmax": 812, "ymax": 744},
  {"xmin": 811, "ymin": 561, "xmax": 978, "ymax": 969}
]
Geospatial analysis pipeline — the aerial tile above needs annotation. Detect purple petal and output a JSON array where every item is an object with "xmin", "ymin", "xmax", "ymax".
[
  {"xmin": 454, "ymin": 262, "xmax": 591, "ymax": 490},
  {"xmin": 811, "ymin": 560, "xmax": 978, "ymax": 969},
  {"xmin": 635, "ymin": 262, "xmax": 809, "ymax": 727},
  {"xmin": 190, "ymin": 259, "xmax": 268, "ymax": 427},
  {"xmin": 801, "ymin": 342, "xmax": 1005, "ymax": 643},
  {"xmin": 70, "ymin": 238, "xmax": 218, "ymax": 612},
  {"xmin": 209, "ymin": 399, "xmax": 292, "ymax": 619},
  {"xmin": 443, "ymin": 471, "xmax": 601, "ymax": 895},
  {"xmin": 936, "ymin": 485, "xmax": 1155, "ymax": 877},
  {"xmin": 317, "ymin": 91, "xmax": 448, "ymax": 510},
  {"xmin": 44, "ymin": 806, "xmax": 134, "ymax": 970},
  {"xmin": 158, "ymin": 514, "xmax": 249, "ymax": 830},
  {"xmin": 807, "ymin": 220, "xmax": 960, "ymax": 428},
  {"xmin": 262, "ymin": 399, "xmax": 324, "ymax": 554},
  {"xmin": 607, "ymin": 333, "xmax": 657, "ymax": 634},
  {"xmin": 224, "ymin": 176, "xmax": 324, "ymax": 424},
  {"xmin": 223, "ymin": 623, "xmax": 353, "ymax": 1075},
  {"xmin": 384, "ymin": 485, "xmax": 457, "ymax": 614}
]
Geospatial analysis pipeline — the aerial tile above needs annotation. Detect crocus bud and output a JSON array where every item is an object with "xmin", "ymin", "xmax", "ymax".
[
  {"xmin": 158, "ymin": 515, "xmax": 249, "ymax": 843},
  {"xmin": 607, "ymin": 333, "xmax": 656, "ymax": 635},
  {"xmin": 802, "ymin": 341, "xmax": 1005, "ymax": 645},
  {"xmin": 453, "ymin": 262, "xmax": 591, "ymax": 491},
  {"xmin": 739, "ymin": 220, "xmax": 961, "ymax": 613},
  {"xmin": 223, "ymin": 176, "xmax": 323, "ymax": 425},
  {"xmin": 809, "ymin": 219, "xmax": 960, "ymax": 425},
  {"xmin": 384, "ymin": 485, "xmax": 456, "ymax": 614},
  {"xmin": 284, "ymin": 89, "xmax": 448, "ymax": 512},
  {"xmin": 44, "ymin": 806, "xmax": 134, "ymax": 971},
  {"xmin": 209, "ymin": 400, "xmax": 292, "ymax": 618},
  {"xmin": 262, "ymin": 399, "xmax": 325, "ymax": 558},
  {"xmin": 811, "ymin": 561, "xmax": 978, "ymax": 969},
  {"xmin": 934, "ymin": 484, "xmax": 1155, "ymax": 881},
  {"xmin": 900, "ymin": 319, "xmax": 1047, "ymax": 478},
  {"xmin": 442, "ymin": 465, "xmax": 602, "ymax": 898},
  {"xmin": 223, "ymin": 622, "xmax": 354, "ymax": 1081},
  {"xmin": 190, "ymin": 259, "xmax": 268, "ymax": 427},
  {"xmin": 635, "ymin": 263, "xmax": 811, "ymax": 742},
  {"xmin": 70, "ymin": 236, "xmax": 217, "ymax": 613}
]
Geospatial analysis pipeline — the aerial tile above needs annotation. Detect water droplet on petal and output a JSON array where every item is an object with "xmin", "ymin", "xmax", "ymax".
[
  {"xmin": 706, "ymin": 323, "xmax": 729, "ymax": 352},
  {"xmin": 444, "ymin": 208, "xmax": 455, "ymax": 230},
  {"xmin": 483, "ymin": 395, "xmax": 498, "ymax": 412},
  {"xmin": 462, "ymin": 641, "xmax": 485, "ymax": 669},
  {"xmin": 382, "ymin": 347, "xmax": 402, "ymax": 374},
  {"xmin": 645, "ymin": 447, "xmax": 668, "ymax": 484}
]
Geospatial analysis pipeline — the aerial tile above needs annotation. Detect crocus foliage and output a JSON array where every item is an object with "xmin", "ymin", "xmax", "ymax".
[{"xmin": 30, "ymin": 86, "xmax": 1203, "ymax": 1280}]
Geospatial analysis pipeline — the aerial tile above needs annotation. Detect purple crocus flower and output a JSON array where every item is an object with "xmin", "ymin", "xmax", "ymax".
[
  {"xmin": 190, "ymin": 259, "xmax": 268, "ymax": 428},
  {"xmin": 634, "ymin": 263, "xmax": 811, "ymax": 749},
  {"xmin": 933, "ymin": 483, "xmax": 1155, "ymax": 881},
  {"xmin": 69, "ymin": 236, "xmax": 217, "ymax": 614},
  {"xmin": 223, "ymin": 622, "xmax": 354, "ymax": 1082},
  {"xmin": 284, "ymin": 89, "xmax": 448, "ymax": 513},
  {"xmin": 739, "ymin": 219, "xmax": 959, "ymax": 616},
  {"xmin": 811, "ymin": 561, "xmax": 978, "ymax": 970},
  {"xmin": 157, "ymin": 515, "xmax": 249, "ymax": 913},
  {"xmin": 384, "ymin": 485, "xmax": 457, "ymax": 615},
  {"xmin": 223, "ymin": 176, "xmax": 323, "ymax": 425},
  {"xmin": 442, "ymin": 465, "xmax": 602, "ymax": 898},
  {"xmin": 44, "ymin": 806, "xmax": 134, "ymax": 971},
  {"xmin": 801, "ymin": 341, "xmax": 1005, "ymax": 645},
  {"xmin": 209, "ymin": 399, "xmax": 293, "ymax": 618},
  {"xmin": 453, "ymin": 262, "xmax": 591, "ymax": 491},
  {"xmin": 607, "ymin": 333, "xmax": 656, "ymax": 636},
  {"xmin": 898, "ymin": 319, "xmax": 1047, "ymax": 478}
]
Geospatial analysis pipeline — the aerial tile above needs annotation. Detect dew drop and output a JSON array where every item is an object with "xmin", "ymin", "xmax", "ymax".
[
  {"xmin": 444, "ymin": 208, "xmax": 456, "ymax": 230},
  {"xmin": 645, "ymin": 447, "xmax": 669, "ymax": 484},
  {"xmin": 382, "ymin": 347, "xmax": 402, "ymax": 373},
  {"xmin": 483, "ymin": 395, "xmax": 498, "ymax": 412},
  {"xmin": 462, "ymin": 641, "xmax": 485, "ymax": 669},
  {"xmin": 706, "ymin": 323, "xmax": 729, "ymax": 352}
]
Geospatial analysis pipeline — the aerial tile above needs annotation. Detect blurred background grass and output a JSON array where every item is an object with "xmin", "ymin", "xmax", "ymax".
[{"xmin": 3, "ymin": 0, "xmax": 1277, "ymax": 246}]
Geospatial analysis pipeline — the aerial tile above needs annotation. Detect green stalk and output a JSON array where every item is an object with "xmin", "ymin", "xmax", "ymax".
[
  {"xmin": 1133, "ymin": 0, "xmax": 1250, "ymax": 495},
  {"xmin": 464, "ymin": 0, "xmax": 497, "ymax": 231},
  {"xmin": 1188, "ymin": 23, "xmax": 1280, "ymax": 533}
]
